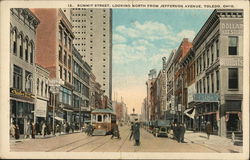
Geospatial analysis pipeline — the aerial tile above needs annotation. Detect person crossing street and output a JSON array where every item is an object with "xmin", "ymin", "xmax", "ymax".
[{"xmin": 133, "ymin": 119, "xmax": 140, "ymax": 146}]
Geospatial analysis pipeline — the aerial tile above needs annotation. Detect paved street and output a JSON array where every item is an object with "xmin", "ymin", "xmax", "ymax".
[{"xmin": 10, "ymin": 125, "xmax": 242, "ymax": 153}]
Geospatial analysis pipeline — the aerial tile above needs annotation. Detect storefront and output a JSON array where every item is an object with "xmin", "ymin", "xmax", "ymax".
[
  {"xmin": 10, "ymin": 88, "xmax": 35, "ymax": 134},
  {"xmin": 191, "ymin": 93, "xmax": 219, "ymax": 134}
]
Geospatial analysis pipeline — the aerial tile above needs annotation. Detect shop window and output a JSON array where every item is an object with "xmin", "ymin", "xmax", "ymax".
[
  {"xmin": 228, "ymin": 36, "xmax": 238, "ymax": 55},
  {"xmin": 13, "ymin": 65, "xmax": 22, "ymax": 90},
  {"xmin": 228, "ymin": 68, "xmax": 238, "ymax": 89}
]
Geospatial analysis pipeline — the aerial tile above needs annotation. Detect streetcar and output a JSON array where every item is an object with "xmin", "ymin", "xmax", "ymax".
[{"xmin": 91, "ymin": 108, "xmax": 116, "ymax": 136}]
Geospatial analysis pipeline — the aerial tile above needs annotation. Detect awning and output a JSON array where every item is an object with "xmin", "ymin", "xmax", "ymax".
[{"xmin": 55, "ymin": 116, "xmax": 64, "ymax": 121}]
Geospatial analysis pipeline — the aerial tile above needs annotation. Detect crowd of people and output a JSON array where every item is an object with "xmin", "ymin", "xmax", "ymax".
[
  {"xmin": 171, "ymin": 122, "xmax": 186, "ymax": 143},
  {"xmin": 10, "ymin": 120, "xmax": 78, "ymax": 139}
]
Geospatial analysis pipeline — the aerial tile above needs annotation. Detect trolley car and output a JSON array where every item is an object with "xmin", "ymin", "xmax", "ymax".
[{"xmin": 91, "ymin": 108, "xmax": 116, "ymax": 136}]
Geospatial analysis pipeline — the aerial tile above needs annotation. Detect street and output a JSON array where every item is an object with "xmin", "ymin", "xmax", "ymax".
[{"xmin": 10, "ymin": 125, "xmax": 242, "ymax": 153}]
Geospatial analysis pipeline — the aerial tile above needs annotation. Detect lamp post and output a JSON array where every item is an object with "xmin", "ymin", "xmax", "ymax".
[{"xmin": 49, "ymin": 80, "xmax": 61, "ymax": 135}]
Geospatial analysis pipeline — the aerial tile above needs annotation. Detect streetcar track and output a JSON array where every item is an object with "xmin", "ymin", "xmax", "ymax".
[
  {"xmin": 46, "ymin": 135, "xmax": 90, "ymax": 152},
  {"xmin": 67, "ymin": 135, "xmax": 108, "ymax": 152},
  {"xmin": 116, "ymin": 131, "xmax": 130, "ymax": 152},
  {"xmin": 90, "ymin": 138, "xmax": 112, "ymax": 152}
]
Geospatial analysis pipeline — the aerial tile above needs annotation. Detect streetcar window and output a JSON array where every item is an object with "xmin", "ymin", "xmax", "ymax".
[{"xmin": 97, "ymin": 115, "xmax": 102, "ymax": 122}]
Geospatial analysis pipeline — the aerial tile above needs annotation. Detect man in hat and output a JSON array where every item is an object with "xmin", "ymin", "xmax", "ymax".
[{"xmin": 133, "ymin": 119, "xmax": 140, "ymax": 146}]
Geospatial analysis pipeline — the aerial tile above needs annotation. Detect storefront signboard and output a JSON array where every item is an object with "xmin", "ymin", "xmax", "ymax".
[
  {"xmin": 35, "ymin": 99, "xmax": 47, "ymax": 118},
  {"xmin": 10, "ymin": 88, "xmax": 35, "ymax": 99},
  {"xmin": 193, "ymin": 93, "xmax": 219, "ymax": 102}
]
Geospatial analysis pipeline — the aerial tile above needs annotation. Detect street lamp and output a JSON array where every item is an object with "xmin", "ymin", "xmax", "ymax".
[{"xmin": 49, "ymin": 80, "xmax": 61, "ymax": 135}]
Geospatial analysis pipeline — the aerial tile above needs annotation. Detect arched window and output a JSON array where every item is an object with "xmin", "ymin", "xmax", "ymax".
[
  {"xmin": 12, "ymin": 29, "xmax": 17, "ymax": 54},
  {"xmin": 30, "ymin": 42, "xmax": 34, "ymax": 64},
  {"xmin": 25, "ymin": 38, "xmax": 29, "ymax": 62},
  {"xmin": 41, "ymin": 81, "xmax": 44, "ymax": 96},
  {"xmin": 37, "ymin": 78, "xmax": 39, "ymax": 95},
  {"xmin": 19, "ymin": 34, "xmax": 23, "ymax": 58}
]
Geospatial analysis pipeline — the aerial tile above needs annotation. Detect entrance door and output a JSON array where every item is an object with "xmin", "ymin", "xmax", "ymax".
[{"xmin": 227, "ymin": 113, "xmax": 239, "ymax": 131}]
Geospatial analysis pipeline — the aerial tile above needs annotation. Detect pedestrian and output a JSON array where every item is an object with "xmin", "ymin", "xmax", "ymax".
[
  {"xmin": 25, "ymin": 120, "xmax": 32, "ymax": 139},
  {"xmin": 175, "ymin": 123, "xmax": 180, "ymax": 142},
  {"xmin": 129, "ymin": 122, "xmax": 134, "ymax": 140},
  {"xmin": 133, "ymin": 119, "xmax": 140, "ymax": 146},
  {"xmin": 41, "ymin": 121, "xmax": 46, "ymax": 137},
  {"xmin": 10, "ymin": 121, "xmax": 16, "ymax": 138},
  {"xmin": 31, "ymin": 121, "xmax": 36, "ymax": 139},
  {"xmin": 178, "ymin": 123, "xmax": 186, "ymax": 143},
  {"xmin": 35, "ymin": 121, "xmax": 39, "ymax": 135},
  {"xmin": 111, "ymin": 123, "xmax": 120, "ymax": 139},
  {"xmin": 205, "ymin": 121, "xmax": 212, "ymax": 139}
]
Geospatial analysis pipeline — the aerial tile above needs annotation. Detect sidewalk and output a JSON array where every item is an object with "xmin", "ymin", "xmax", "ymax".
[
  {"xmin": 10, "ymin": 130, "xmax": 82, "ymax": 144},
  {"xmin": 183, "ymin": 131, "xmax": 242, "ymax": 153}
]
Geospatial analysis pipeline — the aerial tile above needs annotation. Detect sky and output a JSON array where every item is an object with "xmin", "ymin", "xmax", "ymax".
[{"xmin": 112, "ymin": 9, "xmax": 213, "ymax": 114}]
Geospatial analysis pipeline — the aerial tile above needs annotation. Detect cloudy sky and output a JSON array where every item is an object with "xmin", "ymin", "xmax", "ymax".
[{"xmin": 112, "ymin": 9, "xmax": 213, "ymax": 114}]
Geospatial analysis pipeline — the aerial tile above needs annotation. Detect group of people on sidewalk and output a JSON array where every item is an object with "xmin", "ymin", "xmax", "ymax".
[
  {"xmin": 10, "ymin": 120, "xmax": 48, "ymax": 139},
  {"xmin": 172, "ymin": 123, "xmax": 186, "ymax": 143},
  {"xmin": 10, "ymin": 120, "xmax": 78, "ymax": 140}
]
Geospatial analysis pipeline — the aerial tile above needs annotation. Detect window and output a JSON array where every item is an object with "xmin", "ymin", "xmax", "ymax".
[
  {"xmin": 59, "ymin": 65, "xmax": 63, "ymax": 79},
  {"xmin": 199, "ymin": 80, "xmax": 202, "ymax": 93},
  {"xmin": 211, "ymin": 45, "xmax": 214, "ymax": 63},
  {"xmin": 228, "ymin": 36, "xmax": 238, "ymax": 55},
  {"xmin": 64, "ymin": 32, "xmax": 67, "ymax": 47},
  {"xmin": 211, "ymin": 73, "xmax": 214, "ymax": 93},
  {"xmin": 228, "ymin": 68, "xmax": 238, "ymax": 89},
  {"xmin": 68, "ymin": 55, "xmax": 71, "ymax": 69},
  {"xmin": 64, "ymin": 51, "xmax": 67, "ymax": 65},
  {"xmin": 12, "ymin": 30, "xmax": 17, "ymax": 54},
  {"xmin": 30, "ymin": 43, "xmax": 33, "ymax": 64},
  {"xmin": 59, "ymin": 27, "xmax": 62, "ymax": 41},
  {"xmin": 216, "ymin": 70, "xmax": 220, "ymax": 91},
  {"xmin": 59, "ymin": 46, "xmax": 62, "ymax": 62},
  {"xmin": 37, "ymin": 78, "xmax": 39, "ymax": 95},
  {"xmin": 207, "ymin": 49, "xmax": 210, "ymax": 67},
  {"xmin": 41, "ymin": 81, "xmax": 44, "ymax": 96},
  {"xmin": 203, "ymin": 78, "xmax": 206, "ymax": 93},
  {"xmin": 45, "ymin": 84, "xmax": 48, "ymax": 97},
  {"xmin": 64, "ymin": 68, "xmax": 67, "ymax": 80},
  {"xmin": 68, "ymin": 38, "xmax": 71, "ymax": 50},
  {"xmin": 59, "ymin": 87, "xmax": 72, "ymax": 105},
  {"xmin": 13, "ymin": 65, "xmax": 22, "ymax": 90},
  {"xmin": 97, "ymin": 115, "xmax": 102, "ymax": 122},
  {"xmin": 216, "ymin": 40, "xmax": 219, "ymax": 58},
  {"xmin": 25, "ymin": 71, "xmax": 32, "ymax": 93},
  {"xmin": 207, "ymin": 76, "xmax": 210, "ymax": 93},
  {"xmin": 68, "ymin": 72, "xmax": 71, "ymax": 83},
  {"xmin": 203, "ymin": 53, "xmax": 206, "ymax": 70},
  {"xmin": 19, "ymin": 35, "xmax": 23, "ymax": 58},
  {"xmin": 199, "ymin": 57, "xmax": 202, "ymax": 73}
]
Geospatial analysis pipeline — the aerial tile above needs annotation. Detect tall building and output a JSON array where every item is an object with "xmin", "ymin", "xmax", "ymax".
[
  {"xmin": 192, "ymin": 9, "xmax": 243, "ymax": 137},
  {"xmin": 31, "ymin": 8, "xmax": 75, "ymax": 123},
  {"xmin": 10, "ymin": 8, "xmax": 40, "ymax": 134},
  {"xmin": 63, "ymin": 8, "xmax": 112, "ymax": 100}
]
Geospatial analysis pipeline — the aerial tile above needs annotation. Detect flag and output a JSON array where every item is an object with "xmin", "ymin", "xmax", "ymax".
[{"xmin": 184, "ymin": 107, "xmax": 195, "ymax": 119}]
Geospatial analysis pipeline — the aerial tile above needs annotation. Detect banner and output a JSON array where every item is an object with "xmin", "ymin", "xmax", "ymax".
[{"xmin": 184, "ymin": 107, "xmax": 195, "ymax": 119}]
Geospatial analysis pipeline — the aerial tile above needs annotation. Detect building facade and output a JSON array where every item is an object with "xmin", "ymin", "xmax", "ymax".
[
  {"xmin": 72, "ymin": 46, "xmax": 91, "ymax": 126},
  {"xmin": 173, "ymin": 38, "xmax": 193, "ymax": 123},
  {"xmin": 31, "ymin": 8, "xmax": 75, "ymax": 123},
  {"xmin": 146, "ymin": 69, "xmax": 157, "ymax": 121},
  {"xmin": 10, "ymin": 8, "xmax": 40, "ymax": 134},
  {"xmin": 35, "ymin": 64, "xmax": 50, "ymax": 123},
  {"xmin": 64, "ymin": 8, "xmax": 112, "ymax": 100},
  {"xmin": 192, "ymin": 9, "xmax": 243, "ymax": 136}
]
